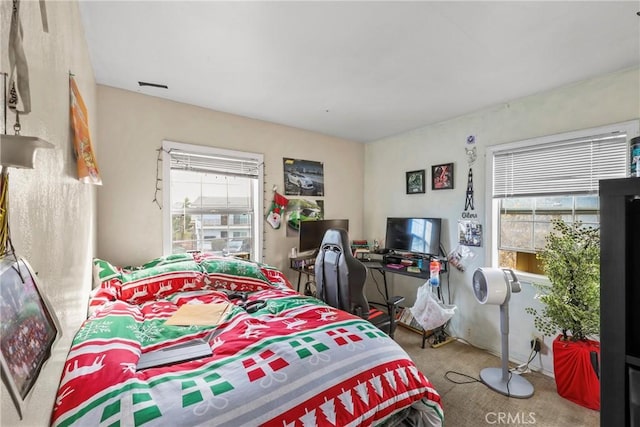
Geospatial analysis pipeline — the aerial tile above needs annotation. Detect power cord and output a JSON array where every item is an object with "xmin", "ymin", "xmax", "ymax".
[
  {"xmin": 510, "ymin": 347, "xmax": 539, "ymax": 375},
  {"xmin": 438, "ymin": 335, "xmax": 491, "ymax": 353},
  {"xmin": 369, "ymin": 271, "xmax": 387, "ymax": 301},
  {"xmin": 446, "ymin": 368, "xmax": 521, "ymax": 398},
  {"xmin": 445, "ymin": 370, "xmax": 481, "ymax": 384},
  {"xmin": 440, "ymin": 334, "xmax": 537, "ymax": 398}
]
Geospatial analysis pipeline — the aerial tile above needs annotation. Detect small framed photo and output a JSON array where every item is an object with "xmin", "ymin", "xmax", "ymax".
[
  {"xmin": 406, "ymin": 170, "xmax": 425, "ymax": 194},
  {"xmin": 0, "ymin": 257, "xmax": 60, "ymax": 419},
  {"xmin": 432, "ymin": 163, "xmax": 454, "ymax": 190}
]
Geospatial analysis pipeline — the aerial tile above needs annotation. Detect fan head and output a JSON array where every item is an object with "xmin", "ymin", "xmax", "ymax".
[{"xmin": 472, "ymin": 267, "xmax": 520, "ymax": 305}]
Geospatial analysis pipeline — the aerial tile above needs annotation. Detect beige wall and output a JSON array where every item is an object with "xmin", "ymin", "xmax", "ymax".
[
  {"xmin": 364, "ymin": 66, "xmax": 640, "ymax": 376},
  {"xmin": 95, "ymin": 86, "xmax": 365, "ymax": 277},
  {"xmin": 1, "ymin": 1, "xmax": 98, "ymax": 425}
]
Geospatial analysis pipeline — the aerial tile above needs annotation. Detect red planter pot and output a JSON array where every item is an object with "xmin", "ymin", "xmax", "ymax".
[{"xmin": 552, "ymin": 335, "xmax": 600, "ymax": 410}]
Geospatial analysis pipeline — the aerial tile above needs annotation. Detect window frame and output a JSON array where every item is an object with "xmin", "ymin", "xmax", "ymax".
[
  {"xmin": 162, "ymin": 140, "xmax": 264, "ymax": 259},
  {"xmin": 485, "ymin": 120, "xmax": 639, "ymax": 282}
]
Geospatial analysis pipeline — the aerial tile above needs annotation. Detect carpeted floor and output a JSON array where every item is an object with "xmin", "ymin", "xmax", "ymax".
[{"xmin": 395, "ymin": 327, "xmax": 600, "ymax": 427}]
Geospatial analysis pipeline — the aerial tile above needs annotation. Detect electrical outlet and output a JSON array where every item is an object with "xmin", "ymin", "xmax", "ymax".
[
  {"xmin": 530, "ymin": 335, "xmax": 547, "ymax": 354},
  {"xmin": 530, "ymin": 338, "xmax": 542, "ymax": 352}
]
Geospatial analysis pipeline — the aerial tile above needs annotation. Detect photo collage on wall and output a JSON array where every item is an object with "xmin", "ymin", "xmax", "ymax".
[{"xmin": 458, "ymin": 220, "xmax": 482, "ymax": 247}]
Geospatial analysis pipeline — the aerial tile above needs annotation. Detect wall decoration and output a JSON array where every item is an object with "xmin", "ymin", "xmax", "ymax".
[
  {"xmin": 8, "ymin": 0, "xmax": 32, "ymax": 116},
  {"xmin": 265, "ymin": 189, "xmax": 289, "ymax": 230},
  {"xmin": 406, "ymin": 170, "xmax": 425, "ymax": 194},
  {"xmin": 458, "ymin": 220, "xmax": 482, "ymax": 247},
  {"xmin": 464, "ymin": 139, "xmax": 477, "ymax": 212},
  {"xmin": 431, "ymin": 163, "xmax": 454, "ymax": 190},
  {"xmin": 70, "ymin": 75, "xmax": 101, "ymax": 185},
  {"xmin": 283, "ymin": 158, "xmax": 324, "ymax": 196},
  {"xmin": 464, "ymin": 169, "xmax": 475, "ymax": 211},
  {"xmin": 285, "ymin": 199, "xmax": 324, "ymax": 237},
  {"xmin": 2, "ymin": 8, "xmax": 53, "ymax": 171},
  {"xmin": 0, "ymin": 257, "xmax": 60, "ymax": 419}
]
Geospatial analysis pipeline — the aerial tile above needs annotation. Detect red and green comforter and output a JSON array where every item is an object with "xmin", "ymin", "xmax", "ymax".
[{"xmin": 52, "ymin": 257, "xmax": 443, "ymax": 426}]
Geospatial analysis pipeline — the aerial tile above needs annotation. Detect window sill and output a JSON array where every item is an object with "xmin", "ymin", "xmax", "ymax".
[{"xmin": 509, "ymin": 270, "xmax": 550, "ymax": 288}]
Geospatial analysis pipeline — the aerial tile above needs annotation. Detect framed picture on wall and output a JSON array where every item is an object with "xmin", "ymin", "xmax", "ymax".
[
  {"xmin": 283, "ymin": 158, "xmax": 324, "ymax": 197},
  {"xmin": 284, "ymin": 198, "xmax": 325, "ymax": 237},
  {"xmin": 0, "ymin": 257, "xmax": 60, "ymax": 419},
  {"xmin": 432, "ymin": 163, "xmax": 454, "ymax": 190},
  {"xmin": 406, "ymin": 170, "xmax": 426, "ymax": 194}
]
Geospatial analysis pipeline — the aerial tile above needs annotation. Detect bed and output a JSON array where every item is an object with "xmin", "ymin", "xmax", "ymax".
[{"xmin": 50, "ymin": 253, "xmax": 443, "ymax": 426}]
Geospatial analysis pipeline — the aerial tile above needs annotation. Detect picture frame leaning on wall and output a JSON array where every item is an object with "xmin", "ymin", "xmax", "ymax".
[{"xmin": 0, "ymin": 257, "xmax": 60, "ymax": 419}]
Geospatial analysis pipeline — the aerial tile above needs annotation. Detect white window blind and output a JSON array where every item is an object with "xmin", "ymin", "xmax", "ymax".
[
  {"xmin": 493, "ymin": 132, "xmax": 629, "ymax": 198},
  {"xmin": 169, "ymin": 149, "xmax": 261, "ymax": 178},
  {"xmin": 162, "ymin": 141, "xmax": 264, "ymax": 258}
]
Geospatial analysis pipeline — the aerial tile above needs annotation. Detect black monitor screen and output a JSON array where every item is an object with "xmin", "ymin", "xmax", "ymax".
[
  {"xmin": 385, "ymin": 217, "xmax": 441, "ymax": 256},
  {"xmin": 299, "ymin": 219, "xmax": 349, "ymax": 253}
]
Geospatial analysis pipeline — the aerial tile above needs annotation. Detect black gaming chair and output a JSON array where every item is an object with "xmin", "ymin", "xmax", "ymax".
[{"xmin": 314, "ymin": 228, "xmax": 404, "ymax": 338}]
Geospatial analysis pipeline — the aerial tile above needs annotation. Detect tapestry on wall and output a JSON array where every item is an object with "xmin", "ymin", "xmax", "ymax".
[{"xmin": 70, "ymin": 76, "xmax": 102, "ymax": 185}]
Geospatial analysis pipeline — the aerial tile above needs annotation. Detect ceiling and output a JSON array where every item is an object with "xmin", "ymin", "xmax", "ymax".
[{"xmin": 78, "ymin": 1, "xmax": 640, "ymax": 143}]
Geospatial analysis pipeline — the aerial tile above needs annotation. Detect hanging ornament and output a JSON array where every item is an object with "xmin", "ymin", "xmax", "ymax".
[{"xmin": 266, "ymin": 191, "xmax": 289, "ymax": 229}]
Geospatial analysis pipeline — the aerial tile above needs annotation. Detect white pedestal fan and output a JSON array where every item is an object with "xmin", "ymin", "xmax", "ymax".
[{"xmin": 472, "ymin": 267, "xmax": 534, "ymax": 398}]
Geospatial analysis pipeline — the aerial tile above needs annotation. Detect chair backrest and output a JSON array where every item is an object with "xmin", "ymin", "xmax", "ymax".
[{"xmin": 314, "ymin": 228, "xmax": 369, "ymax": 318}]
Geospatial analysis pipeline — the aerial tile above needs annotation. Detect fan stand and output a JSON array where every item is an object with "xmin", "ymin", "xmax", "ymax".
[{"xmin": 479, "ymin": 303, "xmax": 534, "ymax": 398}]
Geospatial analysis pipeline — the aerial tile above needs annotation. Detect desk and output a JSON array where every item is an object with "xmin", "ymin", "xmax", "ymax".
[
  {"xmin": 360, "ymin": 256, "xmax": 447, "ymax": 299},
  {"xmin": 361, "ymin": 258, "xmax": 448, "ymax": 348},
  {"xmin": 290, "ymin": 258, "xmax": 436, "ymax": 297},
  {"xmin": 360, "ymin": 262, "xmax": 429, "ymax": 300}
]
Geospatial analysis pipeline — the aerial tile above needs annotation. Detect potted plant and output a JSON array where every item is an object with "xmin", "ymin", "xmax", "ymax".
[{"xmin": 525, "ymin": 219, "xmax": 601, "ymax": 410}]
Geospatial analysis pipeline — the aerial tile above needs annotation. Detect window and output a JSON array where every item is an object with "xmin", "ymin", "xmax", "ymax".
[
  {"xmin": 162, "ymin": 141, "xmax": 263, "ymax": 260},
  {"xmin": 487, "ymin": 120, "xmax": 639, "ymax": 275}
]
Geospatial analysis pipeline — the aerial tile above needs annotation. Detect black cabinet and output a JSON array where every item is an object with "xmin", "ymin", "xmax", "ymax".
[{"xmin": 600, "ymin": 177, "xmax": 640, "ymax": 427}]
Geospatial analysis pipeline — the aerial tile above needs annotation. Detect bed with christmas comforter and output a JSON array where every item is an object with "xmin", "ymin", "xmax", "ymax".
[{"xmin": 50, "ymin": 253, "xmax": 443, "ymax": 427}]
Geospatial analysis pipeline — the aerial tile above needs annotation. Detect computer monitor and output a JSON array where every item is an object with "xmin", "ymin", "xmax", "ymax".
[
  {"xmin": 384, "ymin": 217, "xmax": 441, "ymax": 257},
  {"xmin": 298, "ymin": 219, "xmax": 349, "ymax": 254}
]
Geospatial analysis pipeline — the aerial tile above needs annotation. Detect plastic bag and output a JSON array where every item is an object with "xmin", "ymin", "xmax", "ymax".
[
  {"xmin": 447, "ymin": 244, "xmax": 477, "ymax": 272},
  {"xmin": 410, "ymin": 283, "xmax": 456, "ymax": 331}
]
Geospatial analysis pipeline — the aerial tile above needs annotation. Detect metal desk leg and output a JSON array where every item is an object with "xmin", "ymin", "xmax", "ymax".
[{"xmin": 380, "ymin": 269, "xmax": 389, "ymax": 302}]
